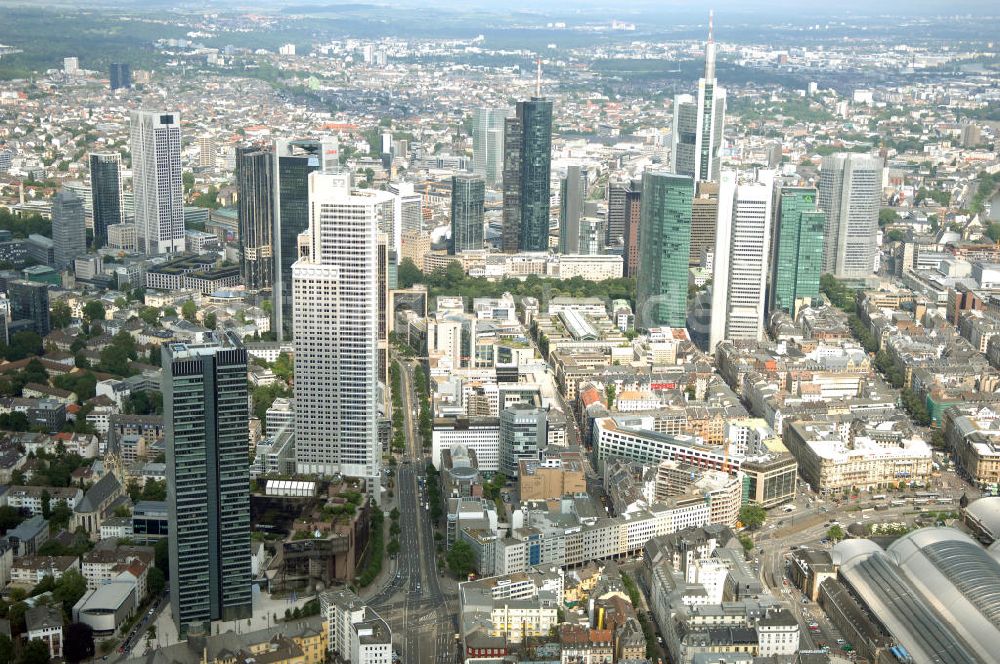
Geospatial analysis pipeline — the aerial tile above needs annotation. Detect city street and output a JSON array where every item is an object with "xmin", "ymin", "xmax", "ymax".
[{"xmin": 368, "ymin": 357, "xmax": 459, "ymax": 664}]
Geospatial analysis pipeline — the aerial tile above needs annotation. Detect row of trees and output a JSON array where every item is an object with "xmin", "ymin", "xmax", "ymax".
[
  {"xmin": 356, "ymin": 507, "xmax": 385, "ymax": 587},
  {"xmin": 412, "ymin": 365, "xmax": 432, "ymax": 449},
  {"xmin": 389, "ymin": 362, "xmax": 405, "ymax": 453}
]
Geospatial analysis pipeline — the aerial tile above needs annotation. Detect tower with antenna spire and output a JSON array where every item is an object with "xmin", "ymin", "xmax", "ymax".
[
  {"xmin": 670, "ymin": 10, "xmax": 727, "ymax": 183},
  {"xmin": 501, "ymin": 57, "xmax": 553, "ymax": 253}
]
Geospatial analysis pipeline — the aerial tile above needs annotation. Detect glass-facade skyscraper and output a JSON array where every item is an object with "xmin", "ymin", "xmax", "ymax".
[
  {"xmin": 130, "ymin": 110, "xmax": 184, "ymax": 255},
  {"xmin": 472, "ymin": 108, "xmax": 510, "ymax": 187},
  {"xmin": 235, "ymin": 144, "xmax": 274, "ymax": 293},
  {"xmin": 819, "ymin": 153, "xmax": 883, "ymax": 279},
  {"xmin": 450, "ymin": 174, "xmax": 485, "ymax": 254},
  {"xmin": 51, "ymin": 188, "xmax": 86, "ymax": 270},
  {"xmin": 770, "ymin": 187, "xmax": 825, "ymax": 315},
  {"xmin": 109, "ymin": 63, "xmax": 131, "ymax": 90},
  {"xmin": 164, "ymin": 332, "xmax": 251, "ymax": 636},
  {"xmin": 671, "ymin": 12, "xmax": 726, "ymax": 183},
  {"xmin": 636, "ymin": 172, "xmax": 694, "ymax": 329},
  {"xmin": 272, "ymin": 138, "xmax": 338, "ymax": 341},
  {"xmin": 89, "ymin": 153, "xmax": 124, "ymax": 250},
  {"xmin": 502, "ymin": 98, "xmax": 552, "ymax": 253},
  {"xmin": 558, "ymin": 165, "xmax": 585, "ymax": 254}
]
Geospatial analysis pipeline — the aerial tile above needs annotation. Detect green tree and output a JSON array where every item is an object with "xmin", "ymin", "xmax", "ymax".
[
  {"xmin": 148, "ymin": 566, "xmax": 166, "ymax": 596},
  {"xmin": 272, "ymin": 352, "xmax": 293, "ymax": 382},
  {"xmin": 82, "ymin": 301, "xmax": 106, "ymax": 323},
  {"xmin": 986, "ymin": 223, "xmax": 1000, "ymax": 243},
  {"xmin": 53, "ymin": 569, "xmax": 87, "ymax": 616},
  {"xmin": 49, "ymin": 499, "xmax": 73, "ymax": 531},
  {"xmin": 155, "ymin": 538, "xmax": 169, "ymax": 578},
  {"xmin": 40, "ymin": 490, "xmax": 51, "ymax": 519},
  {"xmin": 17, "ymin": 639, "xmax": 50, "ymax": 664},
  {"xmin": 63, "ymin": 623, "xmax": 95, "ymax": 663},
  {"xmin": 739, "ymin": 505, "xmax": 766, "ymax": 530},
  {"xmin": 739, "ymin": 535, "xmax": 754, "ymax": 553},
  {"xmin": 446, "ymin": 539, "xmax": 475, "ymax": 577},
  {"xmin": 398, "ymin": 258, "xmax": 423, "ymax": 289},
  {"xmin": 182, "ymin": 171, "xmax": 195, "ymax": 193},
  {"xmin": 878, "ymin": 208, "xmax": 900, "ymax": 228},
  {"xmin": 50, "ymin": 301, "xmax": 72, "ymax": 328},
  {"xmin": 204, "ymin": 312, "xmax": 217, "ymax": 330},
  {"xmin": 181, "ymin": 299, "xmax": 197, "ymax": 322},
  {"xmin": 0, "ymin": 634, "xmax": 14, "ymax": 664},
  {"xmin": 139, "ymin": 306, "xmax": 160, "ymax": 326},
  {"xmin": 826, "ymin": 525, "xmax": 845, "ymax": 542},
  {"xmin": 2, "ymin": 331, "xmax": 43, "ymax": 361}
]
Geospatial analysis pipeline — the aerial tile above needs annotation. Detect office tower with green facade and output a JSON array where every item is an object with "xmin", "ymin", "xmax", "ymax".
[
  {"xmin": 636, "ymin": 172, "xmax": 694, "ymax": 329},
  {"xmin": 164, "ymin": 333, "xmax": 251, "ymax": 636},
  {"xmin": 770, "ymin": 187, "xmax": 825, "ymax": 315}
]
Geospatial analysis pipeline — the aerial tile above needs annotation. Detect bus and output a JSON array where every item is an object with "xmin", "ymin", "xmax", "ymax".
[
  {"xmin": 936, "ymin": 497, "xmax": 953, "ymax": 504},
  {"xmin": 913, "ymin": 498, "xmax": 930, "ymax": 506},
  {"xmin": 915, "ymin": 492, "xmax": 939, "ymax": 500},
  {"xmin": 872, "ymin": 494, "xmax": 887, "ymax": 501},
  {"xmin": 891, "ymin": 500, "xmax": 907, "ymax": 507}
]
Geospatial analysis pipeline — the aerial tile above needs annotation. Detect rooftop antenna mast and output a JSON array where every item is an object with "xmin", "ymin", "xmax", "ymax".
[
  {"xmin": 705, "ymin": 9, "xmax": 717, "ymax": 81},
  {"xmin": 535, "ymin": 57, "xmax": 542, "ymax": 97}
]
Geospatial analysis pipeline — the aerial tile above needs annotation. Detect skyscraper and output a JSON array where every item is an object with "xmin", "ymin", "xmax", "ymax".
[
  {"xmin": 51, "ymin": 189, "xmax": 86, "ymax": 270},
  {"xmin": 558, "ymin": 165, "xmax": 586, "ymax": 254},
  {"xmin": 671, "ymin": 11, "xmax": 726, "ymax": 183},
  {"xmin": 387, "ymin": 181, "xmax": 423, "ymax": 233},
  {"xmin": 235, "ymin": 145, "xmax": 274, "ymax": 292},
  {"xmin": 690, "ymin": 181, "xmax": 720, "ymax": 266},
  {"xmin": 578, "ymin": 217, "xmax": 605, "ymax": 256},
  {"xmin": 109, "ymin": 63, "xmax": 131, "ymax": 90},
  {"xmin": 501, "ymin": 115, "xmax": 523, "ymax": 253},
  {"xmin": 620, "ymin": 179, "xmax": 643, "ymax": 278},
  {"xmin": 770, "ymin": 187, "xmax": 825, "ymax": 316},
  {"xmin": 636, "ymin": 172, "xmax": 694, "ymax": 329},
  {"xmin": 819, "ymin": 153, "xmax": 883, "ymax": 279},
  {"xmin": 7, "ymin": 280, "xmax": 50, "ymax": 337},
  {"xmin": 130, "ymin": 111, "xmax": 184, "ymax": 255},
  {"xmin": 472, "ymin": 108, "xmax": 510, "ymax": 187},
  {"xmin": 293, "ymin": 172, "xmax": 384, "ymax": 496},
  {"xmin": 502, "ymin": 98, "xmax": 553, "ymax": 252},
  {"xmin": 709, "ymin": 171, "xmax": 775, "ymax": 350},
  {"xmin": 451, "ymin": 174, "xmax": 485, "ymax": 254},
  {"xmin": 163, "ymin": 333, "xmax": 251, "ymax": 636},
  {"xmin": 272, "ymin": 138, "xmax": 339, "ymax": 342},
  {"xmin": 606, "ymin": 179, "xmax": 630, "ymax": 249},
  {"xmin": 89, "ymin": 153, "xmax": 125, "ymax": 250}
]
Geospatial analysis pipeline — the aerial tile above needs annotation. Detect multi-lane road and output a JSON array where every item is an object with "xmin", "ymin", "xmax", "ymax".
[{"xmin": 369, "ymin": 358, "xmax": 458, "ymax": 664}]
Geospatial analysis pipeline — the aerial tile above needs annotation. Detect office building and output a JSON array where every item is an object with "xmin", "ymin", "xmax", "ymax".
[
  {"xmin": 769, "ymin": 187, "xmax": 825, "ymax": 315},
  {"xmin": 163, "ymin": 333, "xmax": 252, "ymax": 635},
  {"xmin": 578, "ymin": 216, "xmax": 604, "ymax": 256},
  {"xmin": 235, "ymin": 144, "xmax": 274, "ymax": 292},
  {"xmin": 89, "ymin": 153, "xmax": 125, "ymax": 250},
  {"xmin": 709, "ymin": 171, "xmax": 775, "ymax": 350},
  {"xmin": 451, "ymin": 174, "xmax": 485, "ymax": 254},
  {"xmin": 819, "ymin": 153, "xmax": 883, "ymax": 279},
  {"xmin": 387, "ymin": 181, "xmax": 422, "ymax": 233},
  {"xmin": 606, "ymin": 179, "xmax": 629, "ymax": 249},
  {"xmin": 63, "ymin": 57, "xmax": 78, "ymax": 75},
  {"xmin": 130, "ymin": 111, "xmax": 184, "ymax": 255},
  {"xmin": 558, "ymin": 165, "xmax": 586, "ymax": 254},
  {"xmin": 499, "ymin": 404, "xmax": 547, "ymax": 477},
  {"xmin": 292, "ymin": 172, "xmax": 383, "ymax": 497},
  {"xmin": 109, "ymin": 63, "xmax": 131, "ymax": 90},
  {"xmin": 636, "ymin": 171, "xmax": 694, "ymax": 329},
  {"xmin": 7, "ymin": 280, "xmax": 50, "ymax": 337},
  {"xmin": 670, "ymin": 12, "xmax": 726, "ymax": 182},
  {"xmin": 690, "ymin": 181, "xmax": 719, "ymax": 267},
  {"xmin": 619, "ymin": 179, "xmax": 643, "ymax": 278},
  {"xmin": 197, "ymin": 135, "xmax": 216, "ymax": 169},
  {"xmin": 502, "ymin": 98, "xmax": 553, "ymax": 252},
  {"xmin": 51, "ymin": 189, "xmax": 86, "ymax": 270},
  {"xmin": 472, "ymin": 108, "xmax": 510, "ymax": 187},
  {"xmin": 272, "ymin": 138, "xmax": 339, "ymax": 341}
]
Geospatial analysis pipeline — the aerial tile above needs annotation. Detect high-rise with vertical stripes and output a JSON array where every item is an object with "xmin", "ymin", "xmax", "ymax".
[
  {"xmin": 130, "ymin": 111, "xmax": 184, "ymax": 255},
  {"xmin": 671, "ymin": 11, "xmax": 726, "ymax": 183},
  {"xmin": 292, "ymin": 172, "xmax": 385, "ymax": 498},
  {"xmin": 472, "ymin": 108, "xmax": 510, "ymax": 187},
  {"xmin": 164, "ymin": 332, "xmax": 251, "ymax": 637},
  {"xmin": 819, "ymin": 153, "xmax": 883, "ymax": 279}
]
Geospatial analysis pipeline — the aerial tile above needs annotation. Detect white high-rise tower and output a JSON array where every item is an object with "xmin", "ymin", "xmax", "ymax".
[
  {"xmin": 130, "ymin": 111, "xmax": 184, "ymax": 255},
  {"xmin": 819, "ymin": 153, "xmax": 883, "ymax": 279},
  {"xmin": 472, "ymin": 108, "xmax": 511, "ymax": 187},
  {"xmin": 292, "ymin": 171, "xmax": 391, "ymax": 498},
  {"xmin": 671, "ymin": 11, "xmax": 726, "ymax": 183},
  {"xmin": 709, "ymin": 170, "xmax": 775, "ymax": 351}
]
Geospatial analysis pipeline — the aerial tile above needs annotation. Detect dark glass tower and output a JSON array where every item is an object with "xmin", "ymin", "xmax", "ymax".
[
  {"xmin": 109, "ymin": 63, "xmax": 131, "ymax": 90},
  {"xmin": 517, "ymin": 98, "xmax": 553, "ymax": 252},
  {"xmin": 636, "ymin": 172, "xmax": 694, "ymax": 329},
  {"xmin": 501, "ymin": 116, "xmax": 523, "ymax": 253},
  {"xmin": 235, "ymin": 145, "xmax": 273, "ymax": 292},
  {"xmin": 272, "ymin": 138, "xmax": 338, "ymax": 341},
  {"xmin": 7, "ymin": 280, "xmax": 50, "ymax": 337},
  {"xmin": 770, "ymin": 187, "xmax": 825, "ymax": 315},
  {"xmin": 51, "ymin": 188, "xmax": 85, "ymax": 270},
  {"xmin": 164, "ymin": 333, "xmax": 251, "ymax": 637},
  {"xmin": 89, "ymin": 153, "xmax": 124, "ymax": 250},
  {"xmin": 450, "ymin": 174, "xmax": 485, "ymax": 254}
]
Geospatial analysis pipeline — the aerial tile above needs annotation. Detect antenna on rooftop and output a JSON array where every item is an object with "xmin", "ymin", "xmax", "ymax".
[{"xmin": 535, "ymin": 57, "xmax": 542, "ymax": 97}]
